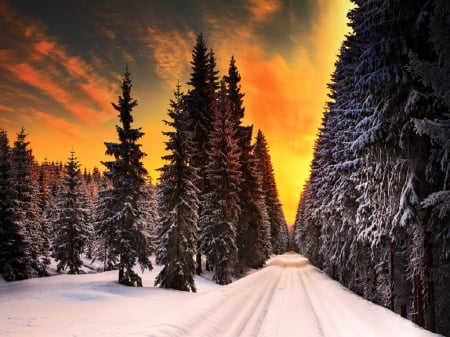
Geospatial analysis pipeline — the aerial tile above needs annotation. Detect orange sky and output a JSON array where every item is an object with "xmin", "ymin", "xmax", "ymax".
[{"xmin": 0, "ymin": 0, "xmax": 352, "ymax": 224}]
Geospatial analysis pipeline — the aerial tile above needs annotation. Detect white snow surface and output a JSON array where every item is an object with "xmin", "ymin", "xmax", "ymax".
[{"xmin": 0, "ymin": 253, "xmax": 440, "ymax": 337}]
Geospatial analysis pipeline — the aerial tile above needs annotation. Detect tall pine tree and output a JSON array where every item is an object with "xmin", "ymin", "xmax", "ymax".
[
  {"xmin": 155, "ymin": 84, "xmax": 200, "ymax": 292},
  {"xmin": 97, "ymin": 68, "xmax": 152, "ymax": 286},
  {"xmin": 253, "ymin": 130, "xmax": 288, "ymax": 254},
  {"xmin": 185, "ymin": 34, "xmax": 218, "ymax": 275},
  {"xmin": 0, "ymin": 129, "xmax": 17, "ymax": 281},
  {"xmin": 294, "ymin": 1, "xmax": 450, "ymax": 333},
  {"xmin": 199, "ymin": 80, "xmax": 241, "ymax": 285}
]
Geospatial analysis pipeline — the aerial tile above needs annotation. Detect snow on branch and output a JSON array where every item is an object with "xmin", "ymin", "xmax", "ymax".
[
  {"xmin": 412, "ymin": 118, "xmax": 450, "ymax": 149},
  {"xmin": 422, "ymin": 191, "xmax": 450, "ymax": 220}
]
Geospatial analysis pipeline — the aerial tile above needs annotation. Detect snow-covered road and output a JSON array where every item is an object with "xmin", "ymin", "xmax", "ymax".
[
  {"xmin": 0, "ymin": 253, "xmax": 439, "ymax": 336},
  {"xmin": 148, "ymin": 253, "xmax": 437, "ymax": 337}
]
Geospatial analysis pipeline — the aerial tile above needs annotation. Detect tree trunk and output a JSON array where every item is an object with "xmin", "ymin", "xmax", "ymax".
[
  {"xmin": 196, "ymin": 249, "xmax": 202, "ymax": 275},
  {"xmin": 423, "ymin": 228, "xmax": 435, "ymax": 332},
  {"xmin": 413, "ymin": 271, "xmax": 424, "ymax": 327},
  {"xmin": 389, "ymin": 241, "xmax": 395, "ymax": 311}
]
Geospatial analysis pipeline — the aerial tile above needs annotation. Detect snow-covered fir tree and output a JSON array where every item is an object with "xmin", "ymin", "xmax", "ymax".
[
  {"xmin": 184, "ymin": 34, "xmax": 219, "ymax": 275},
  {"xmin": 155, "ymin": 84, "xmax": 200, "ymax": 292},
  {"xmin": 199, "ymin": 80, "xmax": 241, "ymax": 285},
  {"xmin": 223, "ymin": 56, "xmax": 272, "ymax": 274},
  {"xmin": 234, "ymin": 125, "xmax": 271, "ymax": 274},
  {"xmin": 253, "ymin": 130, "xmax": 288, "ymax": 254},
  {"xmin": 0, "ymin": 129, "xmax": 18, "ymax": 281},
  {"xmin": 94, "ymin": 180, "xmax": 118, "ymax": 271},
  {"xmin": 52, "ymin": 151, "xmax": 89, "ymax": 274},
  {"xmin": 97, "ymin": 68, "xmax": 152, "ymax": 287},
  {"xmin": 224, "ymin": 56, "xmax": 245, "ymax": 124},
  {"xmin": 294, "ymin": 1, "xmax": 450, "ymax": 333},
  {"xmin": 82, "ymin": 168, "xmax": 102, "ymax": 259},
  {"xmin": 2, "ymin": 128, "xmax": 47, "ymax": 280}
]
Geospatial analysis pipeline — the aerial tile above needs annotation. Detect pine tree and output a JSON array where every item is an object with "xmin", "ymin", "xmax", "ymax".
[
  {"xmin": 82, "ymin": 168, "xmax": 100, "ymax": 259},
  {"xmin": 224, "ymin": 56, "xmax": 245, "ymax": 124},
  {"xmin": 234, "ymin": 125, "xmax": 272, "ymax": 275},
  {"xmin": 94, "ymin": 180, "xmax": 118, "ymax": 271},
  {"xmin": 0, "ymin": 129, "xmax": 17, "ymax": 281},
  {"xmin": 155, "ymin": 84, "xmax": 200, "ymax": 292},
  {"xmin": 36, "ymin": 162, "xmax": 52, "ymax": 266},
  {"xmin": 185, "ymin": 34, "xmax": 218, "ymax": 275},
  {"xmin": 199, "ymin": 80, "xmax": 241, "ymax": 285},
  {"xmin": 186, "ymin": 34, "xmax": 215, "ymax": 175},
  {"xmin": 52, "ymin": 151, "xmax": 89, "ymax": 274},
  {"xmin": 408, "ymin": 0, "xmax": 450, "ymax": 331},
  {"xmin": 253, "ymin": 130, "xmax": 288, "ymax": 254},
  {"xmin": 97, "ymin": 68, "xmax": 152, "ymax": 286},
  {"xmin": 294, "ymin": 1, "xmax": 450, "ymax": 333},
  {"xmin": 7, "ymin": 128, "xmax": 46, "ymax": 280}
]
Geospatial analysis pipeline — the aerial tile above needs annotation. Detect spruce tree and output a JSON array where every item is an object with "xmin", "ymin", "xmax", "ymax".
[
  {"xmin": 155, "ymin": 84, "xmax": 200, "ymax": 292},
  {"xmin": 97, "ymin": 68, "xmax": 152, "ymax": 286},
  {"xmin": 294, "ymin": 1, "xmax": 450, "ymax": 333},
  {"xmin": 7, "ymin": 128, "xmax": 46, "ymax": 279},
  {"xmin": 0, "ymin": 129, "xmax": 17, "ymax": 280},
  {"xmin": 234, "ymin": 125, "xmax": 271, "ymax": 275},
  {"xmin": 185, "ymin": 34, "xmax": 219, "ymax": 275},
  {"xmin": 199, "ymin": 80, "xmax": 241, "ymax": 285},
  {"xmin": 52, "ymin": 151, "xmax": 89, "ymax": 274},
  {"xmin": 36, "ymin": 161, "xmax": 52, "ymax": 266},
  {"xmin": 94, "ymin": 180, "xmax": 118, "ymax": 271},
  {"xmin": 253, "ymin": 130, "xmax": 288, "ymax": 254},
  {"xmin": 224, "ymin": 56, "xmax": 245, "ymax": 124}
]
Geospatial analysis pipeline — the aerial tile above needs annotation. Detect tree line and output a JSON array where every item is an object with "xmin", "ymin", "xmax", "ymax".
[
  {"xmin": 0, "ymin": 34, "xmax": 289, "ymax": 291},
  {"xmin": 293, "ymin": 0, "xmax": 450, "ymax": 334}
]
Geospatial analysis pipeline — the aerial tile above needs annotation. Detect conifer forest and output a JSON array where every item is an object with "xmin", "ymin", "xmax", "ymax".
[
  {"xmin": 293, "ymin": 0, "xmax": 450, "ymax": 334},
  {"xmin": 0, "ymin": 35, "xmax": 289, "ymax": 290},
  {"xmin": 1, "ymin": 0, "xmax": 450, "ymax": 335}
]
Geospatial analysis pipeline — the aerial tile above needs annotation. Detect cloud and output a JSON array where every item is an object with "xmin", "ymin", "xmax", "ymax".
[
  {"xmin": 246, "ymin": 0, "xmax": 283, "ymax": 23},
  {"xmin": 31, "ymin": 110, "xmax": 83, "ymax": 141},
  {"xmin": 145, "ymin": 27, "xmax": 196, "ymax": 85},
  {"xmin": 0, "ymin": 0, "xmax": 352, "ymax": 223},
  {"xmin": 0, "ymin": 2, "xmax": 118, "ymax": 126},
  {"xmin": 0, "ymin": 104, "xmax": 16, "ymax": 113},
  {"xmin": 205, "ymin": 0, "xmax": 352, "ymax": 222}
]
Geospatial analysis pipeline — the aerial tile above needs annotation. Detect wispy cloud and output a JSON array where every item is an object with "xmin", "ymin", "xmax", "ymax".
[
  {"xmin": 0, "ymin": 1, "xmax": 118, "ymax": 127},
  {"xmin": 145, "ymin": 27, "xmax": 196, "ymax": 85},
  {"xmin": 31, "ymin": 110, "xmax": 83, "ymax": 141},
  {"xmin": 246, "ymin": 0, "xmax": 283, "ymax": 23}
]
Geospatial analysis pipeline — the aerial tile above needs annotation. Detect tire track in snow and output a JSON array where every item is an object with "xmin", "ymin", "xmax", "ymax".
[
  {"xmin": 299, "ymin": 266, "xmax": 380, "ymax": 337},
  {"xmin": 257, "ymin": 257, "xmax": 324, "ymax": 337},
  {"xmin": 144, "ymin": 254, "xmax": 437, "ymax": 337},
  {"xmin": 146, "ymin": 267, "xmax": 281, "ymax": 337},
  {"xmin": 221, "ymin": 267, "xmax": 282, "ymax": 337}
]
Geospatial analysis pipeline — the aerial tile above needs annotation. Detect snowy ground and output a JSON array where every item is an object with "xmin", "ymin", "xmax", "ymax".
[{"xmin": 0, "ymin": 253, "xmax": 441, "ymax": 337}]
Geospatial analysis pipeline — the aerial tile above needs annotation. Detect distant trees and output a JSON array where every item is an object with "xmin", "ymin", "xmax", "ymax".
[
  {"xmin": 294, "ymin": 0, "xmax": 450, "ymax": 334},
  {"xmin": 97, "ymin": 68, "xmax": 153, "ymax": 287},
  {"xmin": 254, "ymin": 130, "xmax": 289, "ymax": 254}
]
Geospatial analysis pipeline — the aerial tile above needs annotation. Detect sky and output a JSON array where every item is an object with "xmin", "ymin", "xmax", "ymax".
[{"xmin": 0, "ymin": 0, "xmax": 352, "ymax": 224}]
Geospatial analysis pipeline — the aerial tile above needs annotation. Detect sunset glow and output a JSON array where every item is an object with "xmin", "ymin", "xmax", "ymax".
[{"xmin": 0, "ymin": 0, "xmax": 352, "ymax": 223}]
